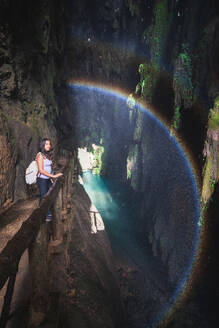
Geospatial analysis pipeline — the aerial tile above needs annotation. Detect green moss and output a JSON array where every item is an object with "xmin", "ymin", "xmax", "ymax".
[
  {"xmin": 210, "ymin": 178, "xmax": 216, "ymax": 190},
  {"xmin": 135, "ymin": 62, "xmax": 159, "ymax": 104},
  {"xmin": 152, "ymin": 0, "xmax": 169, "ymax": 64},
  {"xmin": 136, "ymin": 1, "xmax": 172, "ymax": 103},
  {"xmin": 199, "ymin": 200, "xmax": 207, "ymax": 226},
  {"xmin": 214, "ymin": 95, "xmax": 219, "ymax": 109},
  {"xmin": 173, "ymin": 106, "xmax": 181, "ymax": 130},
  {"xmin": 208, "ymin": 97, "xmax": 219, "ymax": 130},
  {"xmin": 141, "ymin": 0, "xmax": 170, "ymax": 65},
  {"xmin": 173, "ymin": 43, "xmax": 194, "ymax": 107},
  {"xmin": 127, "ymin": 167, "xmax": 132, "ymax": 179},
  {"xmin": 201, "ymin": 149, "xmax": 213, "ymax": 203},
  {"xmin": 208, "ymin": 111, "xmax": 219, "ymax": 130},
  {"xmin": 92, "ymin": 145, "xmax": 104, "ymax": 175},
  {"xmin": 199, "ymin": 193, "xmax": 215, "ymax": 226}
]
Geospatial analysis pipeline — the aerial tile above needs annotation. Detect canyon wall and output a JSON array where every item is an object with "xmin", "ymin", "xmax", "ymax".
[{"xmin": 64, "ymin": 0, "xmax": 219, "ymax": 287}]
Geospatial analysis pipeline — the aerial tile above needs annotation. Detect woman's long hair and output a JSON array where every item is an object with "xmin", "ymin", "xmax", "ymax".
[{"xmin": 39, "ymin": 138, "xmax": 54, "ymax": 161}]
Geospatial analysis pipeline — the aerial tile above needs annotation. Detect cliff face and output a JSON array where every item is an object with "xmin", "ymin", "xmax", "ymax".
[{"xmin": 0, "ymin": 0, "xmax": 68, "ymax": 207}]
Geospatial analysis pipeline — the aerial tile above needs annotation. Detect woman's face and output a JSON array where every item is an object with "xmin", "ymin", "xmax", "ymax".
[{"xmin": 44, "ymin": 140, "xmax": 51, "ymax": 152}]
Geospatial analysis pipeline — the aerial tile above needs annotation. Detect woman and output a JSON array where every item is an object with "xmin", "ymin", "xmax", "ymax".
[{"xmin": 36, "ymin": 138, "xmax": 63, "ymax": 222}]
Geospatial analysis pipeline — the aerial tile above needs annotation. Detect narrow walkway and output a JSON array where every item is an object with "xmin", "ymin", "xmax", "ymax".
[
  {"xmin": 0, "ymin": 197, "xmax": 39, "ymax": 252},
  {"xmin": 0, "ymin": 197, "xmax": 39, "ymax": 323}
]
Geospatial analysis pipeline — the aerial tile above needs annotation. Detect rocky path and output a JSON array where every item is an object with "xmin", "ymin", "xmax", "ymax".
[
  {"xmin": 0, "ymin": 197, "xmax": 39, "ymax": 326},
  {"xmin": 0, "ymin": 197, "xmax": 39, "ymax": 251}
]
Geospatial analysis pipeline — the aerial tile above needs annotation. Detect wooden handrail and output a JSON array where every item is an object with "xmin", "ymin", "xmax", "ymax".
[{"xmin": 0, "ymin": 159, "xmax": 69, "ymax": 291}]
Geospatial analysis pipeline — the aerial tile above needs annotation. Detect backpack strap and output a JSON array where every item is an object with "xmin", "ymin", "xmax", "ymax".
[
  {"xmin": 35, "ymin": 152, "xmax": 41, "ymax": 159},
  {"xmin": 36, "ymin": 152, "xmax": 46, "ymax": 159}
]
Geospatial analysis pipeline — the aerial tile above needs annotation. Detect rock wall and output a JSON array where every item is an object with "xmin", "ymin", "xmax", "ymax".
[{"xmin": 0, "ymin": 0, "xmax": 69, "ymax": 208}]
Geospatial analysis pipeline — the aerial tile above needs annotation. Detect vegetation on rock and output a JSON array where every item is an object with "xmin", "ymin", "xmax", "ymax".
[{"xmin": 92, "ymin": 144, "xmax": 104, "ymax": 175}]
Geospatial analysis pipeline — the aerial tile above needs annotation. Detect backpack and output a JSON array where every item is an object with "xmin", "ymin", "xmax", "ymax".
[{"xmin": 25, "ymin": 153, "xmax": 40, "ymax": 184}]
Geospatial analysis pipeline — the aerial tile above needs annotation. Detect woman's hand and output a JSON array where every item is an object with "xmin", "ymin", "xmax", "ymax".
[{"xmin": 53, "ymin": 173, "xmax": 63, "ymax": 178}]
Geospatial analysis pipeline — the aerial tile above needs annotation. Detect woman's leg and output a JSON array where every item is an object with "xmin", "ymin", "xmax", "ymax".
[
  {"xmin": 37, "ymin": 178, "xmax": 52, "ymax": 218},
  {"xmin": 46, "ymin": 179, "xmax": 53, "ymax": 217},
  {"xmin": 37, "ymin": 178, "xmax": 48, "ymax": 204}
]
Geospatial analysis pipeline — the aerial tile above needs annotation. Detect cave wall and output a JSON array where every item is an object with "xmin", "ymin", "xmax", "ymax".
[{"xmin": 0, "ymin": 0, "xmax": 70, "ymax": 208}]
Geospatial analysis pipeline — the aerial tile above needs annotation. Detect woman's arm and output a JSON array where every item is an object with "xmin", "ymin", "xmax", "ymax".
[{"xmin": 36, "ymin": 153, "xmax": 54, "ymax": 178}]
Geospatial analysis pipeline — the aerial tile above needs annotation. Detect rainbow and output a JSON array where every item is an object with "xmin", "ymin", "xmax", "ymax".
[{"xmin": 68, "ymin": 79, "xmax": 204, "ymax": 328}]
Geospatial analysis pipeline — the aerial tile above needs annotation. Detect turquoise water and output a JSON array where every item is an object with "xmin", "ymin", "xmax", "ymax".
[
  {"xmin": 81, "ymin": 170, "xmax": 178, "ymax": 328},
  {"xmin": 82, "ymin": 170, "xmax": 148, "ymax": 266}
]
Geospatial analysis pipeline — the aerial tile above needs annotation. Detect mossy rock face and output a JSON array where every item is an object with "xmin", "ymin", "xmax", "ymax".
[
  {"xmin": 151, "ymin": 0, "xmax": 169, "ymax": 65},
  {"xmin": 202, "ymin": 151, "xmax": 213, "ymax": 202},
  {"xmin": 208, "ymin": 96, "xmax": 219, "ymax": 130},
  {"xmin": 173, "ymin": 106, "xmax": 181, "ymax": 130},
  {"xmin": 208, "ymin": 110, "xmax": 219, "ymax": 130},
  {"xmin": 92, "ymin": 144, "xmax": 104, "ymax": 175},
  {"xmin": 173, "ymin": 43, "xmax": 194, "ymax": 109},
  {"xmin": 135, "ymin": 62, "xmax": 160, "ymax": 105},
  {"xmin": 141, "ymin": 0, "xmax": 170, "ymax": 65},
  {"xmin": 214, "ymin": 95, "xmax": 219, "ymax": 109}
]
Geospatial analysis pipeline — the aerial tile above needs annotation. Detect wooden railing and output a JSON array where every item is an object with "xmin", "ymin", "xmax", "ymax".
[{"xmin": 0, "ymin": 158, "xmax": 70, "ymax": 328}]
